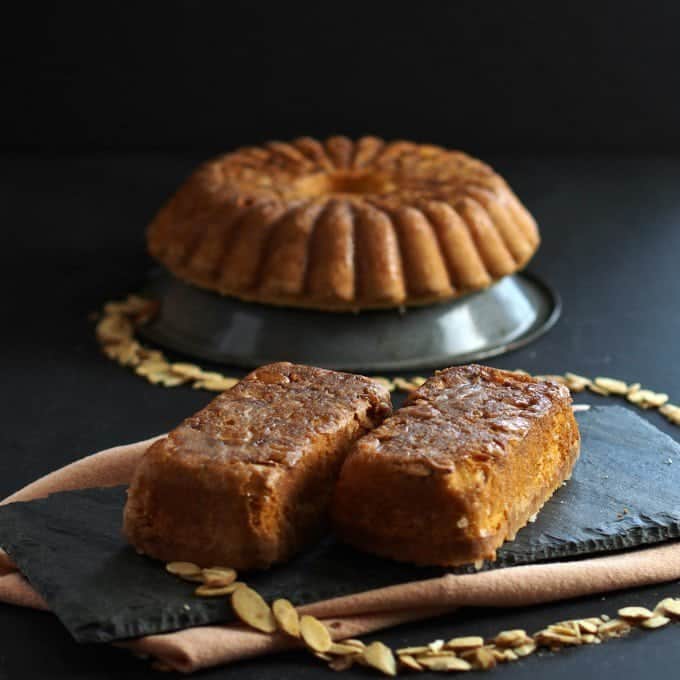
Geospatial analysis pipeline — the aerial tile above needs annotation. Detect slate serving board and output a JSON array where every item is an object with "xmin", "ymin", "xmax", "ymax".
[{"xmin": 1, "ymin": 406, "xmax": 679, "ymax": 644}]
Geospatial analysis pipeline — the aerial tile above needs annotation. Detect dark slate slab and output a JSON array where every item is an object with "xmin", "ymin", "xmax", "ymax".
[{"xmin": 1, "ymin": 406, "xmax": 679, "ymax": 644}]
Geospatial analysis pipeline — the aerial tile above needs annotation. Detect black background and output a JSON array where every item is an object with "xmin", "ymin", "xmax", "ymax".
[
  {"xmin": 4, "ymin": 0, "xmax": 680, "ymax": 153},
  {"xmin": 2, "ymin": 2, "xmax": 680, "ymax": 679}
]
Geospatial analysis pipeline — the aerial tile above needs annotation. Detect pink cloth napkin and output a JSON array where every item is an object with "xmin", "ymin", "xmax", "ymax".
[{"xmin": 1, "ymin": 437, "xmax": 680, "ymax": 673}]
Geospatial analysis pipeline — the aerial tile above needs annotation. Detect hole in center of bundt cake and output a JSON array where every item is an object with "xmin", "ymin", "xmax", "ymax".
[{"xmin": 292, "ymin": 171, "xmax": 394, "ymax": 198}]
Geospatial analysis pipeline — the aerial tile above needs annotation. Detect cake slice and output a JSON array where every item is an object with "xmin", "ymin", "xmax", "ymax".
[
  {"xmin": 332, "ymin": 365, "xmax": 580, "ymax": 567},
  {"xmin": 123, "ymin": 362, "xmax": 391, "ymax": 569}
]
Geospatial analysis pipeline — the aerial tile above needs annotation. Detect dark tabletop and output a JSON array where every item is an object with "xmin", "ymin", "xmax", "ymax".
[{"xmin": 1, "ymin": 153, "xmax": 680, "ymax": 679}]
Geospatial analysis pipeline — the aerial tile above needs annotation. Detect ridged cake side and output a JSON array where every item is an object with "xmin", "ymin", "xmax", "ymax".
[{"xmin": 148, "ymin": 137, "xmax": 540, "ymax": 310}]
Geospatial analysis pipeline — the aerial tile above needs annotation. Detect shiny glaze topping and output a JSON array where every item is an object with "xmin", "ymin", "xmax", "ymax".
[
  {"xmin": 356, "ymin": 364, "xmax": 571, "ymax": 472},
  {"xmin": 168, "ymin": 363, "xmax": 391, "ymax": 467}
]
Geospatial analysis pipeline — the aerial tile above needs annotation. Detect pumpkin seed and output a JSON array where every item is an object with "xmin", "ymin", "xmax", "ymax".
[
  {"xmin": 165, "ymin": 561, "xmax": 201, "ymax": 577},
  {"xmin": 363, "ymin": 642, "xmax": 397, "ymax": 676},
  {"xmin": 418, "ymin": 656, "xmax": 471, "ymax": 672},
  {"xmin": 300, "ymin": 615, "xmax": 332, "ymax": 653},
  {"xmin": 272, "ymin": 599, "xmax": 300, "ymax": 638},
  {"xmin": 618, "ymin": 606, "xmax": 654, "ymax": 621},
  {"xmin": 231, "ymin": 585, "xmax": 276, "ymax": 633},
  {"xmin": 201, "ymin": 567, "xmax": 237, "ymax": 587},
  {"xmin": 445, "ymin": 636, "xmax": 484, "ymax": 651},
  {"xmin": 195, "ymin": 582, "xmax": 242, "ymax": 597}
]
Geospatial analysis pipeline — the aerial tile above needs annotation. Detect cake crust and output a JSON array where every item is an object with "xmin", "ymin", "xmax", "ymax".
[
  {"xmin": 148, "ymin": 137, "xmax": 540, "ymax": 311},
  {"xmin": 123, "ymin": 363, "xmax": 391, "ymax": 569},
  {"xmin": 332, "ymin": 365, "xmax": 580, "ymax": 567}
]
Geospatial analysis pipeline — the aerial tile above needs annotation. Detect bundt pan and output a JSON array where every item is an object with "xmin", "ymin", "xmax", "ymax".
[
  {"xmin": 139, "ymin": 268, "xmax": 559, "ymax": 371},
  {"xmin": 140, "ymin": 136, "xmax": 559, "ymax": 370}
]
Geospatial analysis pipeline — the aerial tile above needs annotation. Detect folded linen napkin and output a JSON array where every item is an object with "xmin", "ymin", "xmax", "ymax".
[{"xmin": 1, "ymin": 438, "xmax": 680, "ymax": 673}]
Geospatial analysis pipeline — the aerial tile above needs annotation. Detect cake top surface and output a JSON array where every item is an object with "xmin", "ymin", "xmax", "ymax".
[
  {"xmin": 165, "ymin": 362, "xmax": 391, "ymax": 468},
  {"xmin": 198, "ymin": 137, "xmax": 499, "ymax": 208},
  {"xmin": 148, "ymin": 136, "xmax": 540, "ymax": 310},
  {"xmin": 353, "ymin": 364, "xmax": 571, "ymax": 472}
]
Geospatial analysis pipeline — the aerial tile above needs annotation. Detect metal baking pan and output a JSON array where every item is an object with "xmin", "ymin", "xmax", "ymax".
[{"xmin": 139, "ymin": 269, "xmax": 560, "ymax": 372}]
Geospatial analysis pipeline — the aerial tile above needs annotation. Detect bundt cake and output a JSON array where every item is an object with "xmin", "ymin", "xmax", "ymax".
[{"xmin": 148, "ymin": 137, "xmax": 540, "ymax": 311}]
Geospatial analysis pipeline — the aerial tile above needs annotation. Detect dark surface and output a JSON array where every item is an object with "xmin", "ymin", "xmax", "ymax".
[
  {"xmin": 2, "ymin": 153, "xmax": 680, "ymax": 678},
  {"xmin": 3, "ymin": 406, "xmax": 678, "ymax": 645},
  {"xmin": 5, "ymin": 1, "xmax": 680, "ymax": 153}
]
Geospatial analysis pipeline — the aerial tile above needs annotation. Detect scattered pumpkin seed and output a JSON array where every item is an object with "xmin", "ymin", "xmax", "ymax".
[
  {"xmin": 514, "ymin": 641, "xmax": 537, "ymax": 656},
  {"xmin": 300, "ymin": 615, "xmax": 332, "ymax": 653},
  {"xmin": 160, "ymin": 560, "xmax": 680, "ymax": 675},
  {"xmin": 418, "ymin": 656, "xmax": 471, "ymax": 672},
  {"xmin": 427, "ymin": 639, "xmax": 444, "ymax": 653},
  {"xmin": 272, "ymin": 599, "xmax": 300, "ymax": 638},
  {"xmin": 627, "ymin": 390, "xmax": 646, "ymax": 404},
  {"xmin": 96, "ymin": 315, "xmax": 134, "ymax": 343},
  {"xmin": 147, "ymin": 370, "xmax": 187, "ymax": 387},
  {"xmin": 628, "ymin": 389, "xmax": 668, "ymax": 408},
  {"xmin": 417, "ymin": 652, "xmax": 456, "ymax": 660},
  {"xmin": 201, "ymin": 567, "xmax": 237, "ymax": 587},
  {"xmin": 487, "ymin": 647, "xmax": 509, "ymax": 661},
  {"xmin": 641, "ymin": 615, "xmax": 670, "ymax": 629},
  {"xmin": 535, "ymin": 630, "xmax": 581, "ymax": 646},
  {"xmin": 194, "ymin": 377, "xmax": 238, "ymax": 391},
  {"xmin": 231, "ymin": 585, "xmax": 277, "ymax": 633},
  {"xmin": 494, "ymin": 629, "xmax": 530, "ymax": 648},
  {"xmin": 170, "ymin": 363, "xmax": 205, "ymax": 378},
  {"xmin": 577, "ymin": 620, "xmax": 599, "ymax": 634},
  {"xmin": 341, "ymin": 639, "xmax": 366, "ymax": 650},
  {"xmin": 179, "ymin": 573, "xmax": 205, "ymax": 583},
  {"xmin": 445, "ymin": 636, "xmax": 484, "ymax": 651},
  {"xmin": 466, "ymin": 647, "xmax": 496, "ymax": 669},
  {"xmin": 564, "ymin": 372, "xmax": 591, "ymax": 391},
  {"xmin": 363, "ymin": 642, "xmax": 397, "ymax": 676},
  {"xmin": 658, "ymin": 598, "xmax": 680, "ymax": 617},
  {"xmin": 135, "ymin": 360, "xmax": 170, "ymax": 376},
  {"xmin": 644, "ymin": 391, "xmax": 669, "ymax": 407},
  {"xmin": 536, "ymin": 374, "xmax": 568, "ymax": 385},
  {"xmin": 195, "ymin": 582, "xmax": 242, "ymax": 597},
  {"xmin": 328, "ymin": 642, "xmax": 363, "ymax": 656},
  {"xmin": 196, "ymin": 371, "xmax": 227, "ymax": 381},
  {"xmin": 594, "ymin": 377, "xmax": 629, "ymax": 395},
  {"xmin": 618, "ymin": 606, "xmax": 654, "ymax": 621},
  {"xmin": 165, "ymin": 561, "xmax": 201, "ymax": 577},
  {"xmin": 397, "ymin": 646, "xmax": 430, "ymax": 656},
  {"xmin": 549, "ymin": 622, "xmax": 581, "ymax": 637},
  {"xmin": 398, "ymin": 654, "xmax": 423, "ymax": 671},
  {"xmin": 597, "ymin": 618, "xmax": 631, "ymax": 638}
]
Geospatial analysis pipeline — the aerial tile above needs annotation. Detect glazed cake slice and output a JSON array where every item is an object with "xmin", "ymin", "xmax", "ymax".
[
  {"xmin": 332, "ymin": 365, "xmax": 580, "ymax": 567},
  {"xmin": 123, "ymin": 363, "xmax": 391, "ymax": 569}
]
